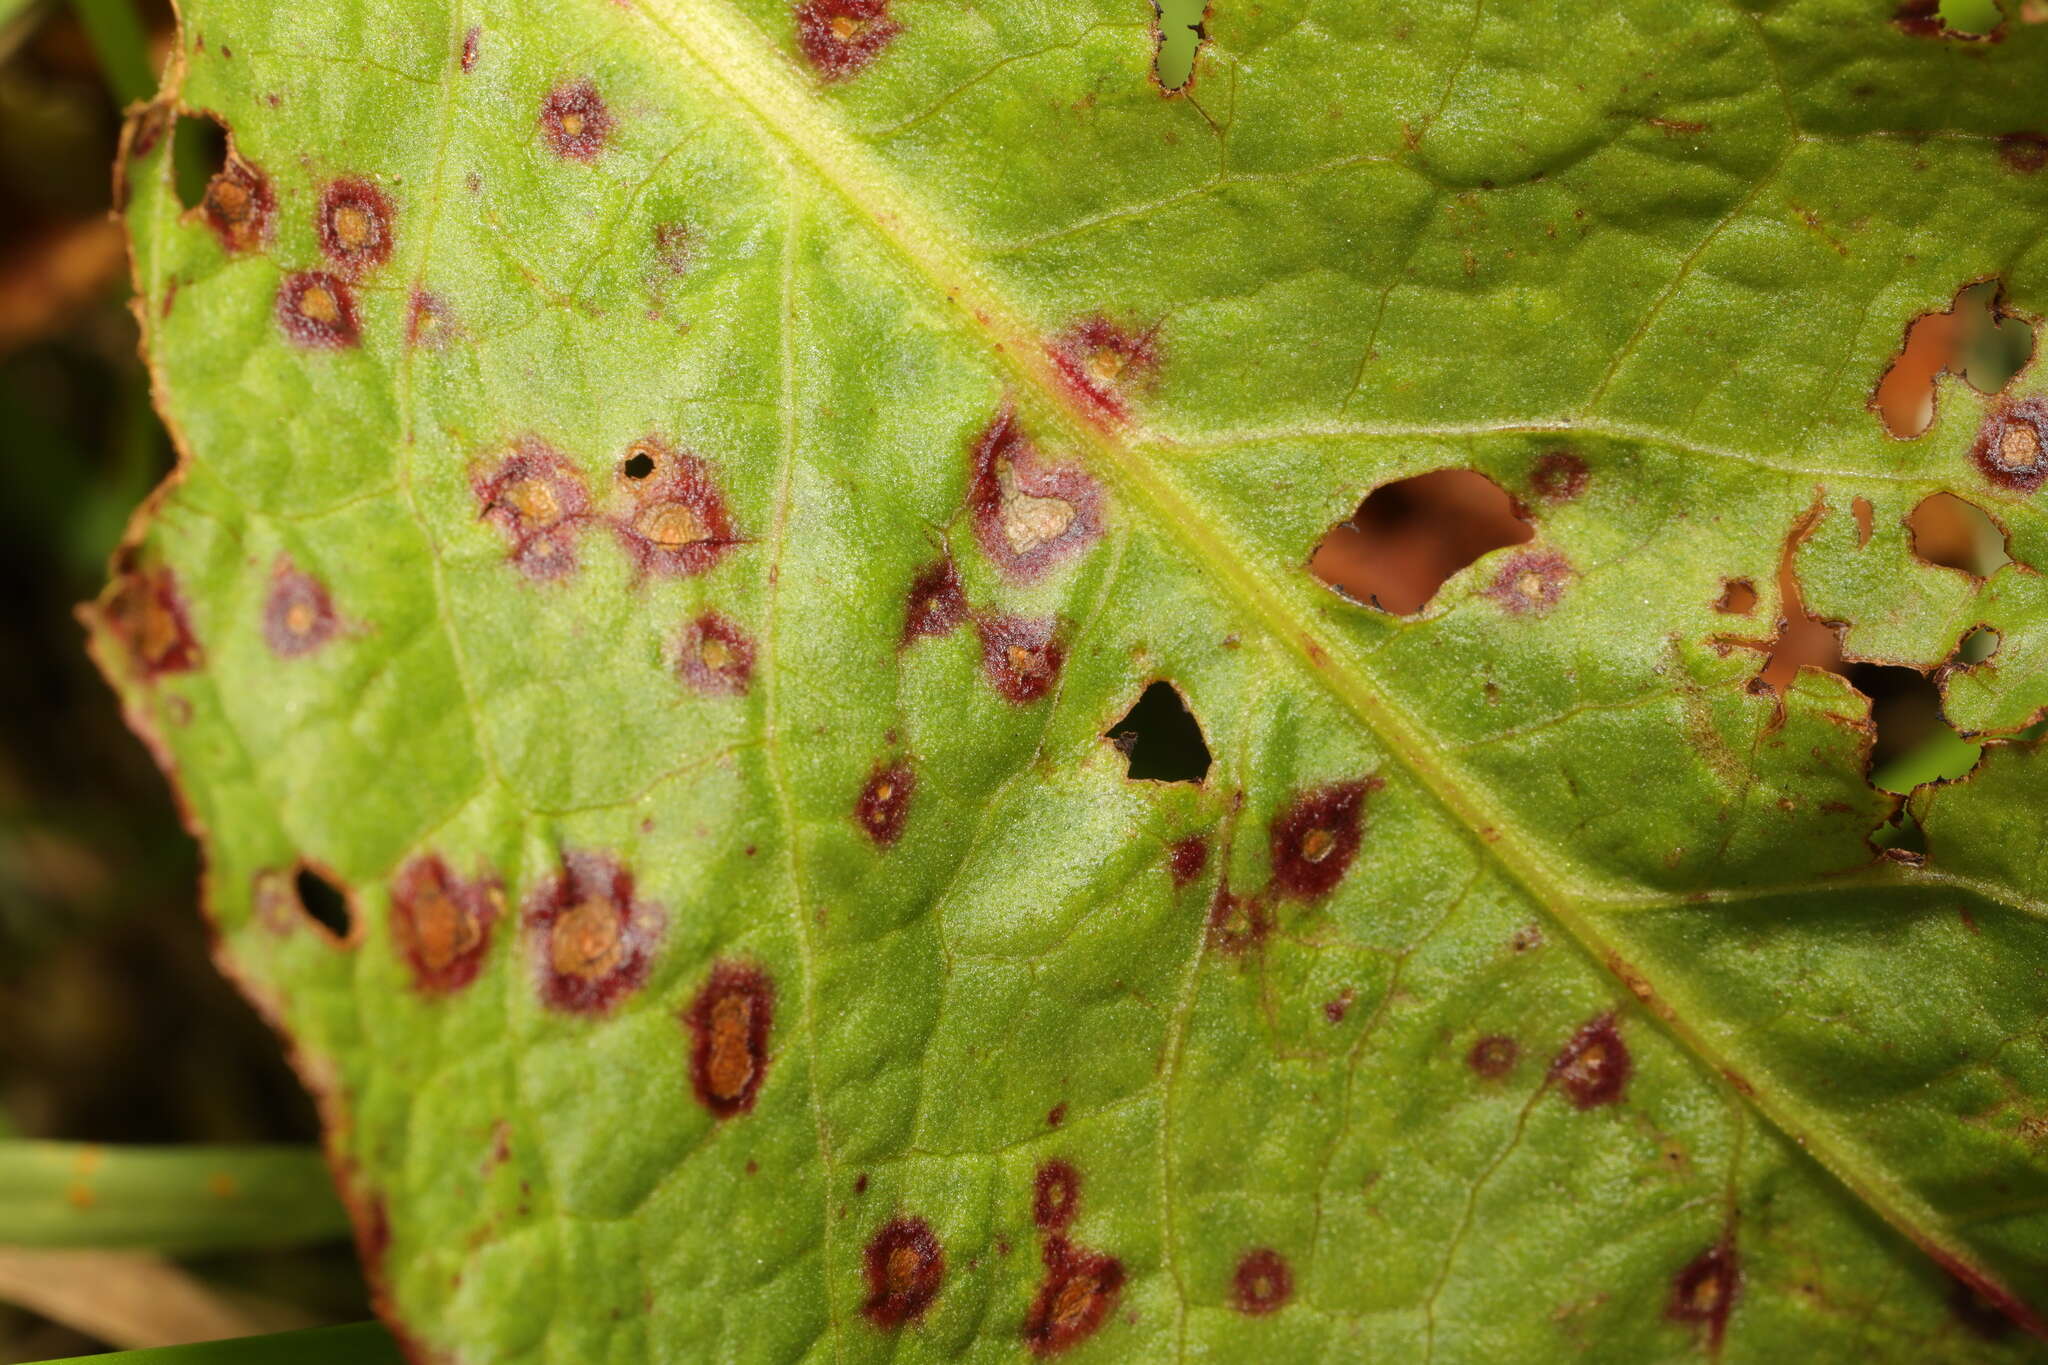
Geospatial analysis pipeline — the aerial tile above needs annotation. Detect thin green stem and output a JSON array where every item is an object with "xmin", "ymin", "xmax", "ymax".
[{"xmin": 0, "ymin": 1143, "xmax": 348, "ymax": 1253}]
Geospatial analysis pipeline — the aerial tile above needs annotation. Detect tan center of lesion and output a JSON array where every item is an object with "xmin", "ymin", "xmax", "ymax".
[
  {"xmin": 1300, "ymin": 828, "xmax": 1334, "ymax": 863},
  {"xmin": 298, "ymin": 286, "xmax": 339, "ymax": 324},
  {"xmin": 705, "ymin": 992, "xmax": 757, "ymax": 1099},
  {"xmin": 886, "ymin": 1244, "xmax": 921, "ymax": 1292},
  {"xmin": 1006, "ymin": 644, "xmax": 1046, "ymax": 677},
  {"xmin": 331, "ymin": 203, "xmax": 373, "ymax": 250},
  {"xmin": 412, "ymin": 884, "xmax": 481, "ymax": 971},
  {"xmin": 506, "ymin": 477, "xmax": 561, "ymax": 526},
  {"xmin": 1088, "ymin": 347, "xmax": 1127, "ymax": 384},
  {"xmin": 831, "ymin": 13, "xmax": 863, "ymax": 40},
  {"xmin": 1999, "ymin": 423, "xmax": 2041, "ymax": 469},
  {"xmin": 641, "ymin": 502, "xmax": 710, "ymax": 549},
  {"xmin": 1052, "ymin": 1273, "xmax": 1101, "ymax": 1329},
  {"xmin": 998, "ymin": 466, "xmax": 1074, "ymax": 556},
  {"xmin": 209, "ymin": 178, "xmax": 250, "ymax": 220},
  {"xmin": 700, "ymin": 637, "xmax": 733, "ymax": 671},
  {"xmin": 1516, "ymin": 570, "xmax": 1545, "ymax": 599},
  {"xmin": 870, "ymin": 780, "xmax": 894, "ymax": 805},
  {"xmin": 559, "ymin": 112, "xmax": 585, "ymax": 139},
  {"xmin": 284, "ymin": 601, "xmax": 316, "ymax": 637},
  {"xmin": 550, "ymin": 898, "xmax": 624, "ymax": 980},
  {"xmin": 1570, "ymin": 1040, "xmax": 1611, "ymax": 1083},
  {"xmin": 139, "ymin": 598, "xmax": 180, "ymax": 661}
]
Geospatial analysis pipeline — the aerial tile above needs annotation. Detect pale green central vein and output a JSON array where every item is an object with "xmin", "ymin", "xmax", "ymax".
[{"xmin": 629, "ymin": 0, "xmax": 2027, "ymax": 1312}]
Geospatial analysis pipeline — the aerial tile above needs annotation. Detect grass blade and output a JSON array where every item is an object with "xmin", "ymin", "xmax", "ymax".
[{"xmin": 29, "ymin": 1323, "xmax": 402, "ymax": 1364}]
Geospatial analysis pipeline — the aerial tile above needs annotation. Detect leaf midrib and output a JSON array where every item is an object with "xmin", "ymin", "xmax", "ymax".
[{"xmin": 632, "ymin": 0, "xmax": 2039, "ymax": 1328}]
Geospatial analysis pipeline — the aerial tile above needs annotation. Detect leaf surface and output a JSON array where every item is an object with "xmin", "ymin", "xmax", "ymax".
[{"xmin": 90, "ymin": 0, "xmax": 2048, "ymax": 1359}]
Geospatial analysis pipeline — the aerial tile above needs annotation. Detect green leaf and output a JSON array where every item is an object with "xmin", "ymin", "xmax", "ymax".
[
  {"xmin": 85, "ymin": 0, "xmax": 2048, "ymax": 1358},
  {"xmin": 0, "ymin": 1143, "xmax": 347, "ymax": 1253}
]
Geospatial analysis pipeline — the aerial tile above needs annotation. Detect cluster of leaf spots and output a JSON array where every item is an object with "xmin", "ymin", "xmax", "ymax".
[
  {"xmin": 968, "ymin": 406, "xmax": 1104, "ymax": 583},
  {"xmin": 902, "ymin": 557, "xmax": 968, "ymax": 643},
  {"xmin": 472, "ymin": 434, "xmax": 742, "ymax": 587},
  {"xmin": 197, "ymin": 139, "xmax": 272, "ymax": 254},
  {"xmin": 275, "ymin": 271, "xmax": 360, "ymax": 349},
  {"xmin": 261, "ymin": 558, "xmax": 341, "ymax": 658},
  {"xmin": 795, "ymin": 0, "xmax": 902, "ymax": 82},
  {"xmin": 247, "ymin": 154, "xmax": 400, "ymax": 348},
  {"xmin": 523, "ymin": 850, "xmax": 665, "ymax": 1014},
  {"xmin": 1466, "ymin": 1033, "xmax": 1520, "ymax": 1080},
  {"xmin": 1548, "ymin": 1014, "xmax": 1632, "ymax": 1109},
  {"xmin": 102, "ymin": 554, "xmax": 201, "ymax": 678},
  {"xmin": 389, "ymin": 856, "xmax": 501, "ymax": 994},
  {"xmin": 1974, "ymin": 398, "xmax": 2048, "ymax": 493},
  {"xmin": 861, "ymin": 1215, "xmax": 944, "ymax": 1328},
  {"xmin": 855, "ymin": 762, "xmax": 916, "ymax": 846},
  {"xmin": 315, "ymin": 178, "xmax": 395, "ymax": 276},
  {"xmin": 1667, "ymin": 1241, "xmax": 1742, "ymax": 1352},
  {"xmin": 1483, "ymin": 548, "xmax": 1573, "ymax": 616},
  {"xmin": 1205, "ymin": 779, "xmax": 1378, "ymax": 958},
  {"xmin": 685, "ymin": 962, "xmax": 775, "ymax": 1118},
  {"xmin": 539, "ymin": 79, "xmax": 612, "ymax": 161},
  {"xmin": 1167, "ymin": 833, "xmax": 1209, "ymax": 888},
  {"xmin": 673, "ymin": 612, "xmax": 756, "ymax": 696},
  {"xmin": 1231, "ymin": 1247, "xmax": 1294, "ymax": 1316},
  {"xmin": 1269, "ymin": 779, "xmax": 1377, "ymax": 899},
  {"xmin": 1046, "ymin": 316, "xmax": 1159, "ymax": 426},
  {"xmin": 1023, "ymin": 1160, "xmax": 1123, "ymax": 1355}
]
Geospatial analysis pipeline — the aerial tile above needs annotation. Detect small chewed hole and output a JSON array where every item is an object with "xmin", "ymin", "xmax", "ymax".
[
  {"xmin": 1842, "ymin": 663, "xmax": 1981, "ymax": 793},
  {"xmin": 1908, "ymin": 493, "xmax": 2010, "ymax": 576},
  {"xmin": 1106, "ymin": 681, "xmax": 1211, "ymax": 783},
  {"xmin": 1715, "ymin": 578, "xmax": 1759, "ymax": 615},
  {"xmin": 294, "ymin": 865, "xmax": 352, "ymax": 939},
  {"xmin": 172, "ymin": 112, "xmax": 229, "ymax": 210},
  {"xmin": 1959, "ymin": 625, "xmax": 2001, "ymax": 664},
  {"xmin": 623, "ymin": 450, "xmax": 656, "ymax": 480},
  {"xmin": 1311, "ymin": 470, "xmax": 1533, "ymax": 614}
]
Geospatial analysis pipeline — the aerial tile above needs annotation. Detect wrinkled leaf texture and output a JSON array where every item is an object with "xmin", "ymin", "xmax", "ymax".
[{"xmin": 86, "ymin": 0, "xmax": 2048, "ymax": 1360}]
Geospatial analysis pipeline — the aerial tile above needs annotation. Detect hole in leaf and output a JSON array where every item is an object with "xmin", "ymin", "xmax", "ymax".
[
  {"xmin": 1106, "ymin": 681, "xmax": 1211, "ymax": 782},
  {"xmin": 1842, "ymin": 663, "xmax": 1981, "ymax": 793},
  {"xmin": 1755, "ymin": 500, "xmax": 1842, "ymax": 693},
  {"xmin": 1908, "ymin": 492, "xmax": 2011, "ymax": 576},
  {"xmin": 1152, "ymin": 0, "xmax": 1207, "ymax": 92},
  {"xmin": 1940, "ymin": 0, "xmax": 2004, "ymax": 33},
  {"xmin": 1958, "ymin": 625, "xmax": 2001, "ymax": 664},
  {"xmin": 293, "ymin": 865, "xmax": 353, "ymax": 939},
  {"xmin": 1874, "ymin": 282, "xmax": 2035, "ymax": 438},
  {"xmin": 171, "ymin": 112, "xmax": 228, "ymax": 211},
  {"xmin": 623, "ymin": 450, "xmax": 655, "ymax": 480},
  {"xmin": 1872, "ymin": 806, "xmax": 1931, "ymax": 859},
  {"xmin": 1714, "ymin": 578, "xmax": 1759, "ymax": 615},
  {"xmin": 1310, "ymin": 470, "xmax": 1533, "ymax": 614}
]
